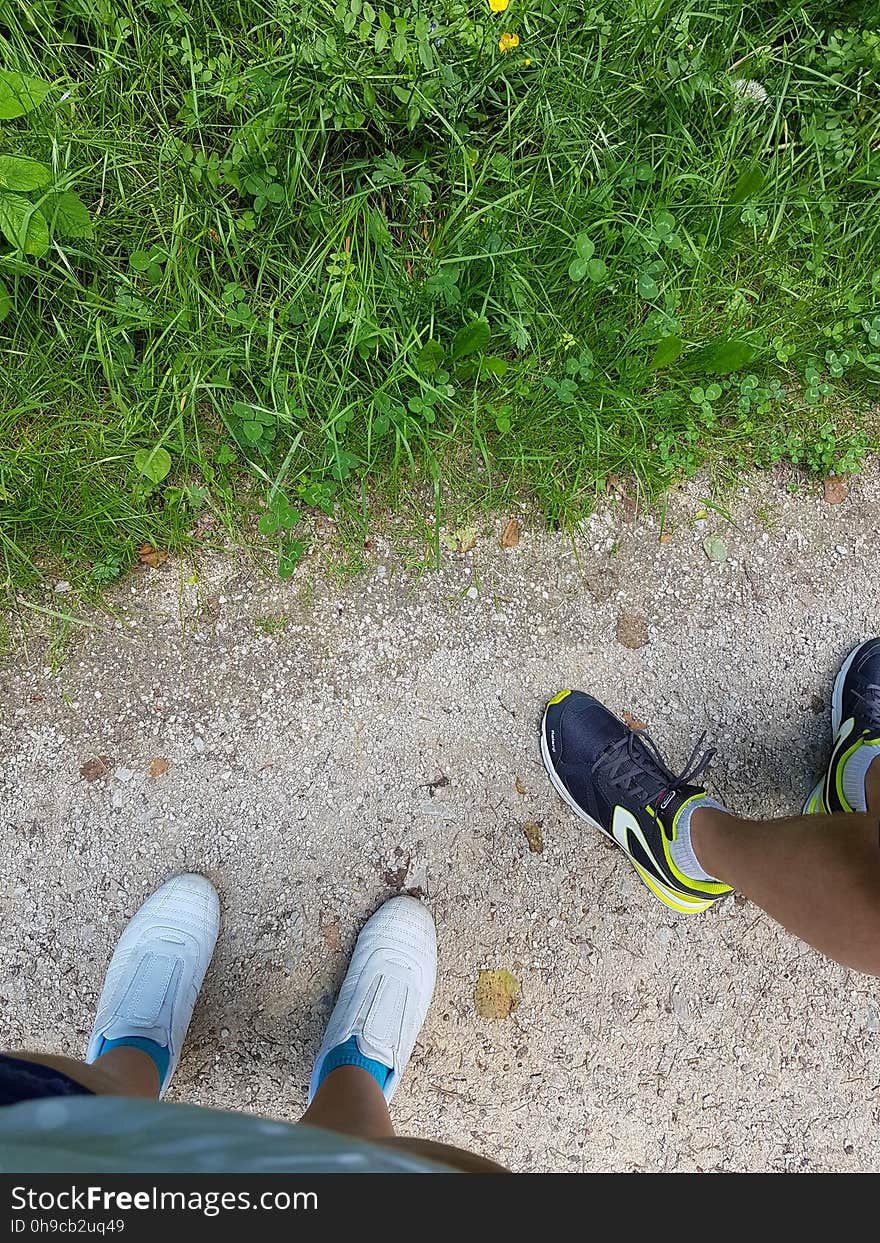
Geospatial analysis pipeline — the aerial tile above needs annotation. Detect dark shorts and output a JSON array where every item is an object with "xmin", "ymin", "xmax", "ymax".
[{"xmin": 0, "ymin": 1055, "xmax": 94, "ymax": 1107}]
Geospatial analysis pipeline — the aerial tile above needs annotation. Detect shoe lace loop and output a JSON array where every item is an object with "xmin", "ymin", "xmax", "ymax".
[{"xmin": 594, "ymin": 727, "xmax": 715, "ymax": 799}]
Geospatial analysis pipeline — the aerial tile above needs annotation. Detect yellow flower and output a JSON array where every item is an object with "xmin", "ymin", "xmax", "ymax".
[
  {"xmin": 498, "ymin": 31, "xmax": 519, "ymax": 52},
  {"xmin": 522, "ymin": 57, "xmax": 532, "ymax": 66},
  {"xmin": 488, "ymin": 0, "xmax": 510, "ymax": 11}
]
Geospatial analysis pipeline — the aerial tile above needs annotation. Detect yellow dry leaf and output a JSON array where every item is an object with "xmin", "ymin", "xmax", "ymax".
[
  {"xmin": 514, "ymin": 776, "xmax": 526, "ymax": 796},
  {"xmin": 149, "ymin": 757, "xmax": 170, "ymax": 778},
  {"xmin": 475, "ymin": 969, "xmax": 520, "ymax": 1020},
  {"xmin": 522, "ymin": 821, "xmax": 544, "ymax": 853}
]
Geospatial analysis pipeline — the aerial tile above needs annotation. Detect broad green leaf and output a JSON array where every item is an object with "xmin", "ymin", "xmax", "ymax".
[
  {"xmin": 134, "ymin": 446, "xmax": 172, "ymax": 484},
  {"xmin": 0, "ymin": 70, "xmax": 52, "ymax": 120},
  {"xmin": 241, "ymin": 420, "xmax": 264, "ymax": 443},
  {"xmin": 693, "ymin": 337, "xmax": 758, "ymax": 374},
  {"xmin": 258, "ymin": 511, "xmax": 279, "ymax": 535},
  {"xmin": 451, "ymin": 318, "xmax": 490, "ymax": 359},
  {"xmin": 703, "ymin": 535, "xmax": 728, "ymax": 563},
  {"xmin": 478, "ymin": 356, "xmax": 508, "ymax": 378},
  {"xmin": 276, "ymin": 504, "xmax": 302, "ymax": 530},
  {"xmin": 416, "ymin": 339, "xmax": 445, "ymax": 374},
  {"xmin": 654, "ymin": 209, "xmax": 676, "ymax": 232},
  {"xmin": 574, "ymin": 233, "xmax": 595, "ymax": 261},
  {"xmin": 129, "ymin": 250, "xmax": 154, "ymax": 271},
  {"xmin": 731, "ymin": 164, "xmax": 765, "ymax": 203},
  {"xmin": 0, "ymin": 156, "xmax": 51, "ymax": 191},
  {"xmin": 650, "ymin": 335, "xmax": 683, "ymax": 369},
  {"xmin": 278, "ymin": 539, "xmax": 307, "ymax": 579},
  {"xmin": 44, "ymin": 190, "xmax": 93, "ymax": 239},
  {"xmin": 586, "ymin": 257, "xmax": 607, "ymax": 281},
  {"xmin": 568, "ymin": 256, "xmax": 587, "ymax": 282},
  {"xmin": 0, "ymin": 193, "xmax": 49, "ymax": 256},
  {"xmin": 0, "ymin": 277, "xmax": 10, "ymax": 325},
  {"xmin": 637, "ymin": 271, "xmax": 659, "ymax": 300}
]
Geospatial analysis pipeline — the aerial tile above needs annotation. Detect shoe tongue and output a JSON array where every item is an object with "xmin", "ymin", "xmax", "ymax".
[{"xmin": 651, "ymin": 783, "xmax": 706, "ymax": 828}]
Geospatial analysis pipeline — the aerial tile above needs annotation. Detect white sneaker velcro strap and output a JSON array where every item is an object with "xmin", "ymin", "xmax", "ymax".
[
  {"xmin": 357, "ymin": 974, "xmax": 406, "ymax": 1065},
  {"xmin": 121, "ymin": 953, "xmax": 179, "ymax": 1026}
]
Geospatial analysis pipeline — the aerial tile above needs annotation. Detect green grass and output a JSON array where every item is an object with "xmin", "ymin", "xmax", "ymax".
[{"xmin": 0, "ymin": 0, "xmax": 878, "ymax": 593}]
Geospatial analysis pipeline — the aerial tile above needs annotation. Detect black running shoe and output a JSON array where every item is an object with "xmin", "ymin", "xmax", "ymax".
[
  {"xmin": 805, "ymin": 639, "xmax": 880, "ymax": 814},
  {"xmin": 541, "ymin": 690, "xmax": 732, "ymax": 914}
]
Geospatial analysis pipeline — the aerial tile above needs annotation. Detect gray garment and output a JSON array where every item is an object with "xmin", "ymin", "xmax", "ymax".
[{"xmin": 0, "ymin": 1097, "xmax": 451, "ymax": 1173}]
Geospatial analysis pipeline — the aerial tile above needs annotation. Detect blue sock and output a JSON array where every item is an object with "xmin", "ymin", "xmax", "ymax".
[
  {"xmin": 97, "ymin": 1036, "xmax": 170, "ymax": 1085},
  {"xmin": 316, "ymin": 1036, "xmax": 392, "ymax": 1092}
]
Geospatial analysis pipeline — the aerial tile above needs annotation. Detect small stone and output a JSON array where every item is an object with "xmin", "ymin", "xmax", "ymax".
[{"xmin": 53, "ymin": 581, "xmax": 71, "ymax": 594}]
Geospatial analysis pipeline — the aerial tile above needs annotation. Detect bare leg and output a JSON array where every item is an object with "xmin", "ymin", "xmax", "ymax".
[
  {"xmin": 692, "ymin": 763, "xmax": 880, "ymax": 975},
  {"xmin": 299, "ymin": 1066, "xmax": 506, "ymax": 1170},
  {"xmin": 300, "ymin": 1065, "xmax": 393, "ymax": 1140},
  {"xmin": 2, "ymin": 1048, "xmax": 159, "ymax": 1097}
]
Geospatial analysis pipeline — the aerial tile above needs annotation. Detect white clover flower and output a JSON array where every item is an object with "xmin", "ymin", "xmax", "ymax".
[{"xmin": 731, "ymin": 78, "xmax": 769, "ymax": 110}]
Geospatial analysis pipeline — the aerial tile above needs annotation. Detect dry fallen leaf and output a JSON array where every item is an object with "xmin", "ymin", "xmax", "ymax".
[
  {"xmin": 659, "ymin": 531, "xmax": 674, "ymax": 545},
  {"xmin": 382, "ymin": 854, "xmax": 411, "ymax": 890},
  {"xmin": 500, "ymin": 518, "xmax": 520, "ymax": 549},
  {"xmin": 80, "ymin": 756, "xmax": 113, "ymax": 782},
  {"xmin": 474, "ymin": 969, "xmax": 520, "ymax": 1020},
  {"xmin": 522, "ymin": 820, "xmax": 544, "ymax": 853},
  {"xmin": 320, "ymin": 916, "xmax": 341, "ymax": 952},
  {"xmin": 622, "ymin": 710, "xmax": 648, "ymax": 731},
  {"xmin": 616, "ymin": 611, "xmax": 649, "ymax": 650},
  {"xmin": 149, "ymin": 757, "xmax": 170, "ymax": 778},
  {"xmin": 456, "ymin": 523, "xmax": 478, "ymax": 553},
  {"xmin": 514, "ymin": 776, "xmax": 527, "ymax": 796},
  {"xmin": 138, "ymin": 543, "xmax": 168, "ymax": 569},
  {"xmin": 823, "ymin": 475, "xmax": 847, "ymax": 505}
]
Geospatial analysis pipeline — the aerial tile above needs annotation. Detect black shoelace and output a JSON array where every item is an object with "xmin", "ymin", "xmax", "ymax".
[
  {"xmin": 852, "ymin": 679, "xmax": 880, "ymax": 717},
  {"xmin": 594, "ymin": 728, "xmax": 715, "ymax": 802}
]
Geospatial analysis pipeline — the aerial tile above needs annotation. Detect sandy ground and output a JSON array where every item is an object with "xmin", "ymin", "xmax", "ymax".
[{"xmin": 1, "ymin": 470, "xmax": 879, "ymax": 1173}]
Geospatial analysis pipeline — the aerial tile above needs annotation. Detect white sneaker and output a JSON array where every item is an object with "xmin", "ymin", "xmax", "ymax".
[
  {"xmin": 309, "ymin": 896, "xmax": 437, "ymax": 1104},
  {"xmin": 86, "ymin": 874, "xmax": 220, "ymax": 1097}
]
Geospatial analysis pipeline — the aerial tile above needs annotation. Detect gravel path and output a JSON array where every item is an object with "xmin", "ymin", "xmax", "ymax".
[{"xmin": 2, "ymin": 471, "xmax": 879, "ymax": 1172}]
